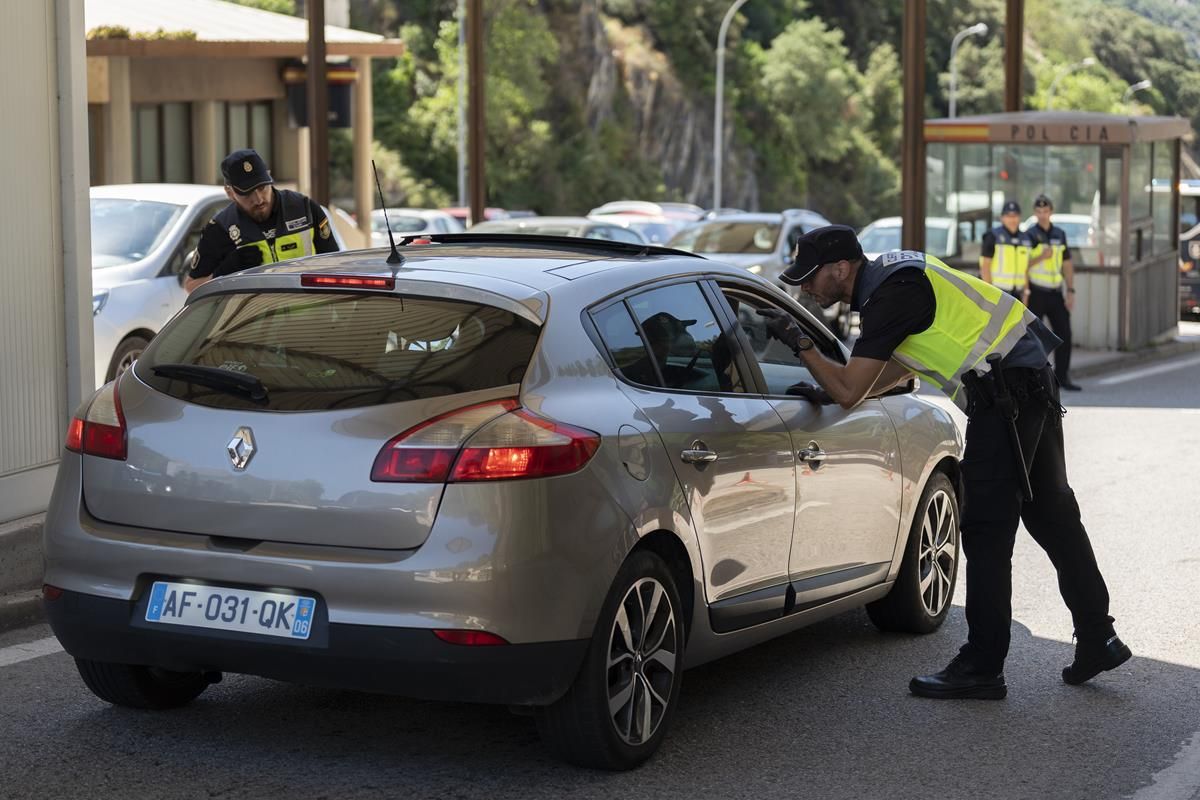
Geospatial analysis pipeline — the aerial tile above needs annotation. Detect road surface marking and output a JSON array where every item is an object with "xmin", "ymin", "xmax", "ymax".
[
  {"xmin": 1129, "ymin": 732, "xmax": 1200, "ymax": 800},
  {"xmin": 0, "ymin": 636, "xmax": 64, "ymax": 668},
  {"xmin": 1095, "ymin": 353, "xmax": 1200, "ymax": 386}
]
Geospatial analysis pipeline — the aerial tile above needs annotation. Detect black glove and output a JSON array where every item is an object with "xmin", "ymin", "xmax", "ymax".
[
  {"xmin": 237, "ymin": 246, "xmax": 264, "ymax": 268},
  {"xmin": 756, "ymin": 308, "xmax": 804, "ymax": 351},
  {"xmin": 785, "ymin": 380, "xmax": 835, "ymax": 404}
]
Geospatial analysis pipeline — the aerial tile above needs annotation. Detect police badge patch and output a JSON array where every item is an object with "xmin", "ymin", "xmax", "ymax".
[
  {"xmin": 228, "ymin": 224, "xmax": 242, "ymax": 243},
  {"xmin": 319, "ymin": 218, "xmax": 331, "ymax": 240}
]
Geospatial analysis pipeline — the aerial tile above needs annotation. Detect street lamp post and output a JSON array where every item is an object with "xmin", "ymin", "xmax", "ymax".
[
  {"xmin": 713, "ymin": 0, "xmax": 749, "ymax": 212},
  {"xmin": 1122, "ymin": 78, "xmax": 1152, "ymax": 103},
  {"xmin": 949, "ymin": 22, "xmax": 988, "ymax": 118},
  {"xmin": 1046, "ymin": 57, "xmax": 1096, "ymax": 110}
]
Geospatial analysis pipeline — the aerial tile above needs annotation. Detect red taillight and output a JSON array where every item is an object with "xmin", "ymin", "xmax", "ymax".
[
  {"xmin": 301, "ymin": 274, "xmax": 395, "ymax": 290},
  {"xmin": 371, "ymin": 399, "xmax": 519, "ymax": 482},
  {"xmin": 433, "ymin": 629, "xmax": 509, "ymax": 646},
  {"xmin": 450, "ymin": 410, "xmax": 600, "ymax": 482},
  {"xmin": 64, "ymin": 381, "xmax": 126, "ymax": 461},
  {"xmin": 371, "ymin": 402, "xmax": 601, "ymax": 483},
  {"xmin": 42, "ymin": 584, "xmax": 64, "ymax": 601}
]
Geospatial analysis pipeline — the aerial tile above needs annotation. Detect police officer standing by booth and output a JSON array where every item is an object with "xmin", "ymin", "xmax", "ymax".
[
  {"xmin": 1025, "ymin": 194, "xmax": 1082, "ymax": 390},
  {"xmin": 184, "ymin": 148, "xmax": 339, "ymax": 293},
  {"xmin": 980, "ymin": 200, "xmax": 1032, "ymax": 298},
  {"xmin": 758, "ymin": 225, "xmax": 1129, "ymax": 699}
]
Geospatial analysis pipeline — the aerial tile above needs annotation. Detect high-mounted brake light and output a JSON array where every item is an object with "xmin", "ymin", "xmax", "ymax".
[
  {"xmin": 65, "ymin": 381, "xmax": 127, "ymax": 460},
  {"xmin": 301, "ymin": 274, "xmax": 395, "ymax": 290}
]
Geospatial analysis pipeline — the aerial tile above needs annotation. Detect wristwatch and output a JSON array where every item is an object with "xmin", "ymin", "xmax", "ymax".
[
  {"xmin": 1067, "ymin": 287, "xmax": 1077, "ymax": 293},
  {"xmin": 794, "ymin": 335, "xmax": 815, "ymax": 353}
]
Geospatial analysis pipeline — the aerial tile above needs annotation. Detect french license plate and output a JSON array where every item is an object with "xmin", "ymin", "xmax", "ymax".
[{"xmin": 145, "ymin": 581, "xmax": 316, "ymax": 640}]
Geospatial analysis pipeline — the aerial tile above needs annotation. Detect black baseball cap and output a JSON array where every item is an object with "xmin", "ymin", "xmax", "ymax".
[
  {"xmin": 781, "ymin": 224, "xmax": 864, "ymax": 285},
  {"xmin": 220, "ymin": 148, "xmax": 273, "ymax": 193},
  {"xmin": 1001, "ymin": 200, "xmax": 1021, "ymax": 215},
  {"xmin": 1033, "ymin": 194, "xmax": 1054, "ymax": 208}
]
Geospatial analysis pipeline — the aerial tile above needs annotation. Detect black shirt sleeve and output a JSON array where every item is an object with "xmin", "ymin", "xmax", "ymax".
[
  {"xmin": 309, "ymin": 198, "xmax": 340, "ymax": 254},
  {"xmin": 980, "ymin": 231, "xmax": 996, "ymax": 259},
  {"xmin": 1059, "ymin": 229, "xmax": 1074, "ymax": 263},
  {"xmin": 188, "ymin": 219, "xmax": 236, "ymax": 279},
  {"xmin": 851, "ymin": 269, "xmax": 936, "ymax": 362}
]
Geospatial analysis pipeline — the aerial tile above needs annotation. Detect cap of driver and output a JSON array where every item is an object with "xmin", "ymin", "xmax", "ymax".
[
  {"xmin": 781, "ymin": 224, "xmax": 863, "ymax": 285},
  {"xmin": 1001, "ymin": 199, "xmax": 1022, "ymax": 215}
]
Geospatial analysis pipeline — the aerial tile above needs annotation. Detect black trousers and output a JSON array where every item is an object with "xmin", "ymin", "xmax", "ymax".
[
  {"xmin": 1027, "ymin": 286, "xmax": 1073, "ymax": 382},
  {"xmin": 959, "ymin": 366, "xmax": 1114, "ymax": 671}
]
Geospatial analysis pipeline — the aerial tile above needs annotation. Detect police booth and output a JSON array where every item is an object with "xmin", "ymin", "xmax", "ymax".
[{"xmin": 923, "ymin": 111, "xmax": 1188, "ymax": 350}]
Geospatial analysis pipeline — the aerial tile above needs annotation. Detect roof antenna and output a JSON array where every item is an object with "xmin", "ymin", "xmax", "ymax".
[{"xmin": 372, "ymin": 159, "xmax": 404, "ymax": 266}]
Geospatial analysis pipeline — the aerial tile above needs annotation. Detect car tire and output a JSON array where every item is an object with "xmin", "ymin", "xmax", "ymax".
[
  {"xmin": 75, "ymin": 658, "xmax": 209, "ymax": 710},
  {"xmin": 866, "ymin": 471, "xmax": 959, "ymax": 634},
  {"xmin": 535, "ymin": 550, "xmax": 685, "ymax": 771},
  {"xmin": 106, "ymin": 335, "xmax": 151, "ymax": 383}
]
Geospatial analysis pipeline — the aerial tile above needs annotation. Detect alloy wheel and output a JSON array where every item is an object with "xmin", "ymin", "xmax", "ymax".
[
  {"xmin": 918, "ymin": 489, "xmax": 957, "ymax": 617},
  {"xmin": 116, "ymin": 348, "xmax": 142, "ymax": 377},
  {"xmin": 607, "ymin": 577, "xmax": 678, "ymax": 746}
]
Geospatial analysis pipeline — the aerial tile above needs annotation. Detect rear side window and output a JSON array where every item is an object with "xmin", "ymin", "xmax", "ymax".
[{"xmin": 137, "ymin": 292, "xmax": 540, "ymax": 411}]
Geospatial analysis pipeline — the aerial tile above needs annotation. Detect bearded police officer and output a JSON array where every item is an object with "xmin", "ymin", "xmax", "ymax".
[
  {"xmin": 758, "ymin": 225, "xmax": 1129, "ymax": 699},
  {"xmin": 1025, "ymin": 194, "xmax": 1082, "ymax": 390},
  {"xmin": 980, "ymin": 200, "xmax": 1032, "ymax": 298},
  {"xmin": 184, "ymin": 148, "xmax": 339, "ymax": 293}
]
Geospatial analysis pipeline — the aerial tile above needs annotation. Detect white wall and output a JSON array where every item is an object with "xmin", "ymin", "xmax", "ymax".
[{"xmin": 0, "ymin": 0, "xmax": 92, "ymax": 524}]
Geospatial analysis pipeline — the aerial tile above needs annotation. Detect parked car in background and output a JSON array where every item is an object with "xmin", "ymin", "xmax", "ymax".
[
  {"xmin": 370, "ymin": 208, "xmax": 463, "ymax": 247},
  {"xmin": 90, "ymin": 184, "xmax": 346, "ymax": 390},
  {"xmin": 471, "ymin": 215, "xmax": 647, "ymax": 243},
  {"xmin": 588, "ymin": 200, "xmax": 704, "ymax": 222},
  {"xmin": 664, "ymin": 209, "xmax": 848, "ymax": 336},
  {"xmin": 45, "ymin": 233, "xmax": 962, "ymax": 771},
  {"xmin": 858, "ymin": 217, "xmax": 959, "ymax": 262},
  {"xmin": 587, "ymin": 213, "xmax": 689, "ymax": 244},
  {"xmin": 441, "ymin": 206, "xmax": 510, "ymax": 227}
]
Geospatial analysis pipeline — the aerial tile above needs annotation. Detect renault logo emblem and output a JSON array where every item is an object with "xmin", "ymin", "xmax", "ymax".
[{"xmin": 227, "ymin": 427, "xmax": 256, "ymax": 470}]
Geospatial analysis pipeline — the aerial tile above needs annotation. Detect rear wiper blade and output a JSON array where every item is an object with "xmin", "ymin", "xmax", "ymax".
[{"xmin": 152, "ymin": 363, "xmax": 269, "ymax": 403}]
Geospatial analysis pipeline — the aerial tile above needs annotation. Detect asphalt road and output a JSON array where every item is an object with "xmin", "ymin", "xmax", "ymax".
[{"xmin": 2, "ymin": 353, "xmax": 1198, "ymax": 800}]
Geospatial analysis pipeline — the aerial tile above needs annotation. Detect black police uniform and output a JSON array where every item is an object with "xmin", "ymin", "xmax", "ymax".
[
  {"xmin": 188, "ymin": 149, "xmax": 338, "ymax": 283},
  {"xmin": 1025, "ymin": 220, "xmax": 1077, "ymax": 387}
]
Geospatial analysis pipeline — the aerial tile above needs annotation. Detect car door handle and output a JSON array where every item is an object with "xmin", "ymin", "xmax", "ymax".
[
  {"xmin": 797, "ymin": 443, "xmax": 827, "ymax": 463},
  {"xmin": 680, "ymin": 449, "xmax": 719, "ymax": 464}
]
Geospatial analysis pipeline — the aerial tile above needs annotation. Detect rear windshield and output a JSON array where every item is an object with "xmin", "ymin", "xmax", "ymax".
[{"xmin": 136, "ymin": 291, "xmax": 541, "ymax": 411}]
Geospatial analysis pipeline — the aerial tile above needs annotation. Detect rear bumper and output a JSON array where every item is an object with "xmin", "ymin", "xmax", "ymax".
[{"xmin": 46, "ymin": 589, "xmax": 588, "ymax": 706}]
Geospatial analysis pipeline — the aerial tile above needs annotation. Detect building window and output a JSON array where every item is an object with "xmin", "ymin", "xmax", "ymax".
[
  {"xmin": 132, "ymin": 102, "xmax": 193, "ymax": 183},
  {"xmin": 215, "ymin": 100, "xmax": 274, "ymax": 173}
]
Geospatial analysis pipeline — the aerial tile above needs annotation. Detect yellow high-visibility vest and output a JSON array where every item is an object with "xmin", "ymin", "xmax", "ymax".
[
  {"xmin": 214, "ymin": 189, "xmax": 318, "ymax": 267},
  {"xmin": 1027, "ymin": 225, "xmax": 1067, "ymax": 289},
  {"xmin": 983, "ymin": 226, "xmax": 1031, "ymax": 291},
  {"xmin": 860, "ymin": 251, "xmax": 1036, "ymax": 411}
]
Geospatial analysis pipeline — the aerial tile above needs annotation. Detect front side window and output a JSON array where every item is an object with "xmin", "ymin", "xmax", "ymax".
[
  {"xmin": 720, "ymin": 286, "xmax": 824, "ymax": 397},
  {"xmin": 623, "ymin": 282, "xmax": 746, "ymax": 394},
  {"xmin": 91, "ymin": 199, "xmax": 185, "ymax": 267}
]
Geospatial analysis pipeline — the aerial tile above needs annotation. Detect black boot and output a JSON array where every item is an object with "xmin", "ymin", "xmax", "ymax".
[
  {"xmin": 910, "ymin": 654, "xmax": 1007, "ymax": 700},
  {"xmin": 1062, "ymin": 634, "xmax": 1131, "ymax": 685}
]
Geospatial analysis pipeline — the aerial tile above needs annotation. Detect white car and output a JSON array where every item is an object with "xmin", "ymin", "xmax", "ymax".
[
  {"xmin": 857, "ymin": 217, "xmax": 960, "ymax": 262},
  {"xmin": 370, "ymin": 208, "xmax": 463, "ymax": 247},
  {"xmin": 90, "ymin": 184, "xmax": 345, "ymax": 390}
]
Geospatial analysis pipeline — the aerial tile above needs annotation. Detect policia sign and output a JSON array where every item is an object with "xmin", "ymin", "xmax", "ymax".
[{"xmin": 188, "ymin": 149, "xmax": 338, "ymax": 285}]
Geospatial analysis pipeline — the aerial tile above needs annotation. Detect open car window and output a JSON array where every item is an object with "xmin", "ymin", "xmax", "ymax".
[{"xmin": 718, "ymin": 284, "xmax": 842, "ymax": 398}]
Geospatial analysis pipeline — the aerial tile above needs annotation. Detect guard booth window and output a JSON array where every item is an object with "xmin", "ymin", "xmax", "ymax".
[
  {"xmin": 214, "ymin": 101, "xmax": 274, "ymax": 182},
  {"xmin": 133, "ymin": 103, "xmax": 192, "ymax": 183}
]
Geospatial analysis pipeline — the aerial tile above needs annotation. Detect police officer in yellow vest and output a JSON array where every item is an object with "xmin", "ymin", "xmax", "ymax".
[
  {"xmin": 980, "ymin": 200, "xmax": 1033, "ymax": 298},
  {"xmin": 184, "ymin": 148, "xmax": 338, "ymax": 293},
  {"xmin": 758, "ymin": 225, "xmax": 1128, "ymax": 699},
  {"xmin": 1025, "ymin": 194, "xmax": 1081, "ymax": 390}
]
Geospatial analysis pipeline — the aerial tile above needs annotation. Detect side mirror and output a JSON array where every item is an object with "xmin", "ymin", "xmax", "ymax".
[{"xmin": 881, "ymin": 376, "xmax": 919, "ymax": 397}]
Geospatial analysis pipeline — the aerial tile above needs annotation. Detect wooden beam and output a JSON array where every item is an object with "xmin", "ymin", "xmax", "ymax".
[
  {"xmin": 85, "ymin": 39, "xmax": 405, "ymax": 59},
  {"xmin": 468, "ymin": 0, "xmax": 486, "ymax": 226},
  {"xmin": 900, "ymin": 0, "xmax": 926, "ymax": 252},
  {"xmin": 307, "ymin": 0, "xmax": 330, "ymax": 207},
  {"xmin": 1005, "ymin": 0, "xmax": 1024, "ymax": 112}
]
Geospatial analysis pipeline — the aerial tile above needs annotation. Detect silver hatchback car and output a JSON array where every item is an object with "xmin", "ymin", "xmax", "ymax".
[{"xmin": 44, "ymin": 234, "xmax": 963, "ymax": 770}]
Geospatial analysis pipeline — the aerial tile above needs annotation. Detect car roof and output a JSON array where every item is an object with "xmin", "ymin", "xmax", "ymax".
[
  {"xmin": 372, "ymin": 208, "xmax": 447, "ymax": 218},
  {"xmin": 90, "ymin": 183, "xmax": 229, "ymax": 205},
  {"xmin": 863, "ymin": 216, "xmax": 954, "ymax": 229},
  {"xmin": 190, "ymin": 236, "xmax": 765, "ymax": 308},
  {"xmin": 474, "ymin": 216, "xmax": 601, "ymax": 228}
]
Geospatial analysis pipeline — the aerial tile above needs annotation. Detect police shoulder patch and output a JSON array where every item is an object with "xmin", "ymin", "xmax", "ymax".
[
  {"xmin": 319, "ymin": 218, "xmax": 331, "ymax": 239},
  {"xmin": 228, "ymin": 224, "xmax": 241, "ymax": 243}
]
